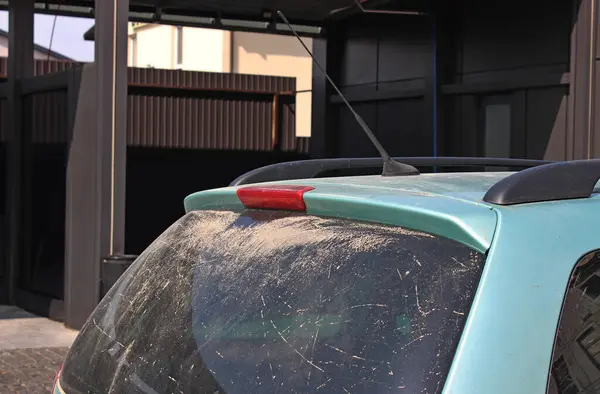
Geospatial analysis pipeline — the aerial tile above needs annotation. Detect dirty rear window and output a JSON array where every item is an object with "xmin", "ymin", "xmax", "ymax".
[{"xmin": 60, "ymin": 210, "xmax": 485, "ymax": 394}]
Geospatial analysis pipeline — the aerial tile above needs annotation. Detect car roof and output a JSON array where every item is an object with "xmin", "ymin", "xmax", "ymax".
[
  {"xmin": 274, "ymin": 171, "xmax": 513, "ymax": 206},
  {"xmin": 271, "ymin": 170, "xmax": 600, "ymax": 206}
]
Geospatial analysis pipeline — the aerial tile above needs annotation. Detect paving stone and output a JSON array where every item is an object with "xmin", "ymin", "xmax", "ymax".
[
  {"xmin": 0, "ymin": 306, "xmax": 79, "ymax": 393},
  {"xmin": 0, "ymin": 347, "xmax": 68, "ymax": 393}
]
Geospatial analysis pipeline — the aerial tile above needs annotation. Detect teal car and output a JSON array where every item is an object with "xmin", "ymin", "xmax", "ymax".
[{"xmin": 53, "ymin": 157, "xmax": 600, "ymax": 394}]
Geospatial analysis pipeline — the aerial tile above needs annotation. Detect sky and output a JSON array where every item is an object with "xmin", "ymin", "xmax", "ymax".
[{"xmin": 0, "ymin": 11, "xmax": 94, "ymax": 62}]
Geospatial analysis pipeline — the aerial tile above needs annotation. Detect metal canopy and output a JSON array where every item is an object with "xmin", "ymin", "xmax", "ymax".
[
  {"xmin": 154, "ymin": 0, "xmax": 357, "ymax": 21},
  {"xmin": 0, "ymin": 0, "xmax": 378, "ymax": 25}
]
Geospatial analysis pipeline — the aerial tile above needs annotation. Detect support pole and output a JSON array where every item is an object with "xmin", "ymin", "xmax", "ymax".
[
  {"xmin": 64, "ymin": 0, "xmax": 128, "ymax": 329},
  {"xmin": 4, "ymin": 0, "xmax": 34, "ymax": 304},
  {"xmin": 309, "ymin": 37, "xmax": 335, "ymax": 159},
  {"xmin": 568, "ymin": 0, "xmax": 598, "ymax": 159},
  {"xmin": 95, "ymin": 0, "xmax": 128, "ymax": 258}
]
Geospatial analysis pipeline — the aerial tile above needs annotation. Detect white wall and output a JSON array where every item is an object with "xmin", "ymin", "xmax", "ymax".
[
  {"xmin": 129, "ymin": 24, "xmax": 231, "ymax": 73},
  {"xmin": 233, "ymin": 32, "xmax": 313, "ymax": 137},
  {"xmin": 130, "ymin": 24, "xmax": 174, "ymax": 69},
  {"xmin": 180, "ymin": 27, "xmax": 231, "ymax": 72}
]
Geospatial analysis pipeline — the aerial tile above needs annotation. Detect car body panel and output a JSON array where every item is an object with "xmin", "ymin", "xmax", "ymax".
[
  {"xmin": 302, "ymin": 185, "xmax": 495, "ymax": 253},
  {"xmin": 298, "ymin": 172, "xmax": 511, "ymax": 204},
  {"xmin": 445, "ymin": 197, "xmax": 600, "ymax": 394},
  {"xmin": 184, "ymin": 173, "xmax": 504, "ymax": 252},
  {"xmin": 184, "ymin": 188, "xmax": 246, "ymax": 213},
  {"xmin": 54, "ymin": 379, "xmax": 66, "ymax": 394}
]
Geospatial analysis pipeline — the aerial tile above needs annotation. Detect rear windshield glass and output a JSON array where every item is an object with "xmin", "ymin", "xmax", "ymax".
[{"xmin": 61, "ymin": 210, "xmax": 485, "ymax": 394}]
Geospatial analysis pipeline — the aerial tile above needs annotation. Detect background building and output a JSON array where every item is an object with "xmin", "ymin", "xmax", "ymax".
[{"xmin": 0, "ymin": 28, "xmax": 72, "ymax": 61}]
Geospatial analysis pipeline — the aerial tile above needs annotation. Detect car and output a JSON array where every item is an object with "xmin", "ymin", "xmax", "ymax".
[{"xmin": 52, "ymin": 157, "xmax": 600, "ymax": 394}]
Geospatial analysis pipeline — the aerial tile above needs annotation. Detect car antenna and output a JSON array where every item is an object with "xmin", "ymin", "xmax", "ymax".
[{"xmin": 276, "ymin": 10, "xmax": 419, "ymax": 176}]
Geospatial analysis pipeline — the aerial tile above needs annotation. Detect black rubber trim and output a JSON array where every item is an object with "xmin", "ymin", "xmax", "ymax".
[
  {"xmin": 230, "ymin": 157, "xmax": 550, "ymax": 186},
  {"xmin": 483, "ymin": 159, "xmax": 600, "ymax": 205}
]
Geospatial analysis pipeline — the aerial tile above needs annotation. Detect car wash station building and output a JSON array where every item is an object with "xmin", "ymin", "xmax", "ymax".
[{"xmin": 0, "ymin": 0, "xmax": 599, "ymax": 329}]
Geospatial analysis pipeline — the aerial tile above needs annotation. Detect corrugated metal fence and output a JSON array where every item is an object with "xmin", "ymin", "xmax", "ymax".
[
  {"xmin": 0, "ymin": 59, "xmax": 74, "ymax": 144},
  {"xmin": 0, "ymin": 58, "xmax": 309, "ymax": 153}
]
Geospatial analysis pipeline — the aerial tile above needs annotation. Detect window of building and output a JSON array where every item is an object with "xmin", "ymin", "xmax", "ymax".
[
  {"xmin": 130, "ymin": 34, "xmax": 137, "ymax": 67},
  {"xmin": 547, "ymin": 250, "xmax": 600, "ymax": 394},
  {"xmin": 176, "ymin": 26, "xmax": 183, "ymax": 66}
]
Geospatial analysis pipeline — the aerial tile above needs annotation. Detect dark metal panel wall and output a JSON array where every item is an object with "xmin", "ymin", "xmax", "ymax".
[
  {"xmin": 594, "ymin": 60, "xmax": 600, "ymax": 157},
  {"xmin": 331, "ymin": 13, "xmax": 430, "ymax": 158},
  {"xmin": 447, "ymin": 0, "xmax": 573, "ymax": 160},
  {"xmin": 128, "ymin": 68, "xmax": 295, "ymax": 91},
  {"xmin": 0, "ymin": 91, "xmax": 69, "ymax": 144},
  {"xmin": 0, "ymin": 58, "xmax": 79, "ymax": 76},
  {"xmin": 458, "ymin": 0, "xmax": 570, "ymax": 78},
  {"xmin": 337, "ymin": 21, "xmax": 429, "ymax": 92},
  {"xmin": 0, "ymin": 61, "xmax": 308, "ymax": 153},
  {"xmin": 127, "ymin": 94, "xmax": 272, "ymax": 150},
  {"xmin": 526, "ymin": 87, "xmax": 569, "ymax": 160},
  {"xmin": 0, "ymin": 98, "xmax": 6, "ymax": 142},
  {"xmin": 570, "ymin": 0, "xmax": 593, "ymax": 162},
  {"xmin": 126, "ymin": 68, "xmax": 301, "ymax": 151},
  {"xmin": 29, "ymin": 91, "xmax": 69, "ymax": 143},
  {"xmin": 296, "ymin": 136, "xmax": 310, "ymax": 153},
  {"xmin": 446, "ymin": 86, "xmax": 570, "ymax": 160},
  {"xmin": 322, "ymin": 0, "xmax": 575, "ymax": 161},
  {"xmin": 279, "ymin": 98, "xmax": 298, "ymax": 151},
  {"xmin": 0, "ymin": 59, "xmax": 74, "ymax": 143},
  {"xmin": 126, "ymin": 94, "xmax": 301, "ymax": 151},
  {"xmin": 589, "ymin": 0, "xmax": 600, "ymax": 159}
]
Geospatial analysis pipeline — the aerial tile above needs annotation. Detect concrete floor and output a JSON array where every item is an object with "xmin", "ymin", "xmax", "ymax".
[
  {"xmin": 0, "ymin": 305, "xmax": 78, "ymax": 350},
  {"xmin": 0, "ymin": 305, "xmax": 79, "ymax": 393}
]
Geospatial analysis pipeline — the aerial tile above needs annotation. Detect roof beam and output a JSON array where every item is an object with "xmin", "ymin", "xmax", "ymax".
[
  {"xmin": 329, "ymin": 0, "xmax": 426, "ymax": 20},
  {"xmin": 83, "ymin": 14, "xmax": 325, "ymax": 42},
  {"xmin": 0, "ymin": 1, "xmax": 329, "ymax": 27}
]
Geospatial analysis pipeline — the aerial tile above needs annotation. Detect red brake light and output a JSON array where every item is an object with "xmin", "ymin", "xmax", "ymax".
[{"xmin": 237, "ymin": 185, "xmax": 314, "ymax": 212}]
